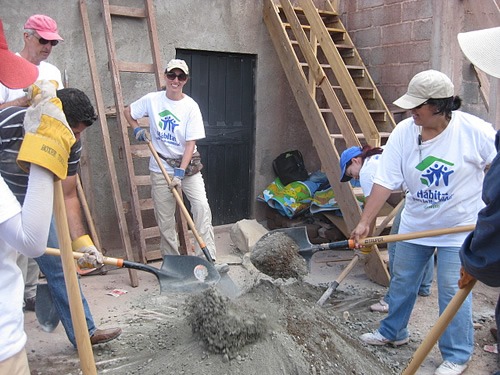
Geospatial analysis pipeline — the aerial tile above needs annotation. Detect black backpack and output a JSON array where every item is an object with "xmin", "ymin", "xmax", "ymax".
[{"xmin": 272, "ymin": 150, "xmax": 309, "ymax": 186}]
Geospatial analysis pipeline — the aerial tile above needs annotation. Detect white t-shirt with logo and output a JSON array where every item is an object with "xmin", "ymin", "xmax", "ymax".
[
  {"xmin": 359, "ymin": 154, "xmax": 382, "ymax": 197},
  {"xmin": 373, "ymin": 110, "xmax": 497, "ymax": 246},
  {"xmin": 0, "ymin": 58, "xmax": 64, "ymax": 104},
  {"xmin": 129, "ymin": 91, "xmax": 205, "ymax": 174}
]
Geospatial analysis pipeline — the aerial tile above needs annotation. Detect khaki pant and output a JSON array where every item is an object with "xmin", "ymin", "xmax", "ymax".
[
  {"xmin": 150, "ymin": 171, "xmax": 216, "ymax": 259},
  {"xmin": 0, "ymin": 348, "xmax": 30, "ymax": 375}
]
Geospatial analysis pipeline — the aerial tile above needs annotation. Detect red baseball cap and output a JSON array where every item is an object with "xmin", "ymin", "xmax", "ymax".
[
  {"xmin": 24, "ymin": 14, "xmax": 63, "ymax": 41},
  {"xmin": 0, "ymin": 19, "xmax": 38, "ymax": 89}
]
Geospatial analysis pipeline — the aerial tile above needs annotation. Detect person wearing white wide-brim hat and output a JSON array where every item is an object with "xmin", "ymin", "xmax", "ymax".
[
  {"xmin": 457, "ymin": 26, "xmax": 500, "ymax": 375},
  {"xmin": 457, "ymin": 27, "xmax": 500, "ymax": 79}
]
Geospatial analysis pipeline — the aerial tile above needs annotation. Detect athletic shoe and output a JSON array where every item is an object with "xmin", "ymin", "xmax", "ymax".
[
  {"xmin": 434, "ymin": 361, "xmax": 468, "ymax": 375},
  {"xmin": 360, "ymin": 330, "xmax": 409, "ymax": 346},
  {"xmin": 370, "ymin": 298, "xmax": 389, "ymax": 313}
]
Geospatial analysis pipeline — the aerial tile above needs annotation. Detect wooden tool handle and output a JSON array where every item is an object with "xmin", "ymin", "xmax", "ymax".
[
  {"xmin": 355, "ymin": 225, "xmax": 476, "ymax": 248},
  {"xmin": 54, "ymin": 180, "xmax": 97, "ymax": 374},
  {"xmin": 402, "ymin": 280, "xmax": 476, "ymax": 374},
  {"xmin": 317, "ymin": 255, "xmax": 359, "ymax": 306},
  {"xmin": 46, "ymin": 247, "xmax": 124, "ymax": 268}
]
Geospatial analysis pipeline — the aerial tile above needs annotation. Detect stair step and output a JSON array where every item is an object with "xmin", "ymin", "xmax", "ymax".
[
  {"xmin": 277, "ymin": 5, "xmax": 339, "ymax": 18},
  {"xmin": 283, "ymin": 22, "xmax": 345, "ymax": 35},
  {"xmin": 330, "ymin": 132, "xmax": 391, "ymax": 139}
]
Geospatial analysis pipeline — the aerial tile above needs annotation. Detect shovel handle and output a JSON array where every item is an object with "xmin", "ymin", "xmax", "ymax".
[
  {"xmin": 46, "ymin": 247, "xmax": 125, "ymax": 268},
  {"xmin": 320, "ymin": 225, "xmax": 476, "ymax": 250},
  {"xmin": 147, "ymin": 141, "xmax": 214, "ymax": 262}
]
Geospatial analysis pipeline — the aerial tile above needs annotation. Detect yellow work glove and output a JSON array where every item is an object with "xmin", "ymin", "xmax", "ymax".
[
  {"xmin": 17, "ymin": 80, "xmax": 76, "ymax": 180},
  {"xmin": 354, "ymin": 246, "xmax": 372, "ymax": 258},
  {"xmin": 72, "ymin": 235, "xmax": 104, "ymax": 269}
]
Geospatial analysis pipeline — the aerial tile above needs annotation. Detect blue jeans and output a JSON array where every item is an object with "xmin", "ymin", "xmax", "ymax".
[
  {"xmin": 386, "ymin": 202, "xmax": 434, "ymax": 300},
  {"xmin": 379, "ymin": 242, "xmax": 473, "ymax": 364},
  {"xmin": 34, "ymin": 219, "xmax": 96, "ymax": 347}
]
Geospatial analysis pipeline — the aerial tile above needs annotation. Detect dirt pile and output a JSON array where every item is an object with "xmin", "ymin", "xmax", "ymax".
[
  {"xmin": 185, "ymin": 287, "xmax": 267, "ymax": 358},
  {"xmin": 250, "ymin": 231, "xmax": 308, "ymax": 279}
]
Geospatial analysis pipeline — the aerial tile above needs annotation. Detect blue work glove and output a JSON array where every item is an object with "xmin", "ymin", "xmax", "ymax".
[
  {"xmin": 134, "ymin": 127, "xmax": 150, "ymax": 142},
  {"xmin": 169, "ymin": 168, "xmax": 185, "ymax": 190}
]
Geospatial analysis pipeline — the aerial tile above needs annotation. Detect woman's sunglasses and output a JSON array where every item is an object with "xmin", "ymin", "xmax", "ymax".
[
  {"xmin": 166, "ymin": 71, "xmax": 188, "ymax": 82},
  {"xmin": 33, "ymin": 34, "xmax": 59, "ymax": 46}
]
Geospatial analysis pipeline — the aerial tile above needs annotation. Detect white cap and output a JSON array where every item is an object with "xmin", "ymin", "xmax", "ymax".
[
  {"xmin": 166, "ymin": 59, "xmax": 189, "ymax": 75},
  {"xmin": 458, "ymin": 27, "xmax": 500, "ymax": 79},
  {"xmin": 393, "ymin": 70, "xmax": 454, "ymax": 109}
]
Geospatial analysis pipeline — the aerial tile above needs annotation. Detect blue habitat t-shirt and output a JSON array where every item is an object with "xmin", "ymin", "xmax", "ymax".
[{"xmin": 373, "ymin": 111, "xmax": 496, "ymax": 247}]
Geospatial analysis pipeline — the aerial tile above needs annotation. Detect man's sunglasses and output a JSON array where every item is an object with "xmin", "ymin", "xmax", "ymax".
[
  {"xmin": 32, "ymin": 34, "xmax": 59, "ymax": 46},
  {"xmin": 166, "ymin": 71, "xmax": 188, "ymax": 82}
]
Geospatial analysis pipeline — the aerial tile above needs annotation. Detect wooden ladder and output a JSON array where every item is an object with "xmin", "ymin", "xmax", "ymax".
[
  {"xmin": 79, "ymin": 0, "xmax": 138, "ymax": 287},
  {"xmin": 83, "ymin": 0, "xmax": 190, "ymax": 263},
  {"xmin": 263, "ymin": 0, "xmax": 394, "ymax": 285}
]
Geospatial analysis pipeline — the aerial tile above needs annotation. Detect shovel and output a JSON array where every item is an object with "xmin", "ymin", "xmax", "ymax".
[
  {"xmin": 45, "ymin": 248, "xmax": 221, "ymax": 294},
  {"xmin": 265, "ymin": 224, "xmax": 476, "ymax": 265},
  {"xmin": 147, "ymin": 141, "xmax": 240, "ymax": 298}
]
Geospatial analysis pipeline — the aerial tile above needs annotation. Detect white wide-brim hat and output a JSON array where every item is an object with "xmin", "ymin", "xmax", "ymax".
[{"xmin": 458, "ymin": 27, "xmax": 500, "ymax": 79}]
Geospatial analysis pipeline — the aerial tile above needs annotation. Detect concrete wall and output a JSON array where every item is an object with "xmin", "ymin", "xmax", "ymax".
[
  {"xmin": 3, "ymin": 0, "xmax": 499, "ymax": 252},
  {"xmin": 339, "ymin": 0, "xmax": 500, "ymax": 125},
  {"xmin": 3, "ymin": 0, "xmax": 317, "ymax": 252}
]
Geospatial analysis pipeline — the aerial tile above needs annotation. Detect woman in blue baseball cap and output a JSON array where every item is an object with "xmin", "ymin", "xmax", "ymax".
[{"xmin": 340, "ymin": 144, "xmax": 434, "ymax": 313}]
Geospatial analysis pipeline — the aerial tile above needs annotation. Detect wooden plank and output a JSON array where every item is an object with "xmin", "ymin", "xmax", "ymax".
[{"xmin": 80, "ymin": 0, "xmax": 139, "ymax": 287}]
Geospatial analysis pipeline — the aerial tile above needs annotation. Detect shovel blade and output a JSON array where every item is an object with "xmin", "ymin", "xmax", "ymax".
[
  {"xmin": 35, "ymin": 283, "xmax": 60, "ymax": 332},
  {"xmin": 157, "ymin": 255, "xmax": 221, "ymax": 294}
]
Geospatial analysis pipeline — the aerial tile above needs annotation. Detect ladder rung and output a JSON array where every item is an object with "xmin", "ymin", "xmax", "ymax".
[
  {"xmin": 143, "ymin": 226, "xmax": 160, "ymax": 239},
  {"xmin": 108, "ymin": 5, "xmax": 146, "ymax": 18},
  {"xmin": 134, "ymin": 175, "xmax": 152, "ymax": 186},
  {"xmin": 117, "ymin": 61, "xmax": 156, "ymax": 73},
  {"xmin": 130, "ymin": 144, "xmax": 150, "ymax": 158},
  {"xmin": 330, "ymin": 132, "xmax": 391, "ymax": 139},
  {"xmin": 139, "ymin": 198, "xmax": 154, "ymax": 210}
]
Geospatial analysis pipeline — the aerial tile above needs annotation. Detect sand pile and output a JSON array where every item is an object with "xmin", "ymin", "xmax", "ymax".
[
  {"xmin": 185, "ymin": 287, "xmax": 268, "ymax": 358},
  {"xmin": 250, "ymin": 231, "xmax": 308, "ymax": 279}
]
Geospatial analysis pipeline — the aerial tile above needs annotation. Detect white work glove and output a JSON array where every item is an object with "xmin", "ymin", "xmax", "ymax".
[
  {"xmin": 133, "ymin": 127, "xmax": 150, "ymax": 142},
  {"xmin": 169, "ymin": 168, "xmax": 185, "ymax": 190},
  {"xmin": 72, "ymin": 235, "xmax": 104, "ymax": 269}
]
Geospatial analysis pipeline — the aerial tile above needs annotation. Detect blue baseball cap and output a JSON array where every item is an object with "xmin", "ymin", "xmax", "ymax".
[{"xmin": 340, "ymin": 146, "xmax": 362, "ymax": 182}]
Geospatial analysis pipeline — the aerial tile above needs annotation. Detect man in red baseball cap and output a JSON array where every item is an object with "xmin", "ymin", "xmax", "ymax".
[
  {"xmin": 0, "ymin": 19, "xmax": 38, "ymax": 89},
  {"xmin": 0, "ymin": 15, "xmax": 64, "ymax": 110}
]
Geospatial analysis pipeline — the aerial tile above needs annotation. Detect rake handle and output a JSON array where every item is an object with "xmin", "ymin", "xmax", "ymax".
[{"xmin": 317, "ymin": 255, "xmax": 359, "ymax": 306}]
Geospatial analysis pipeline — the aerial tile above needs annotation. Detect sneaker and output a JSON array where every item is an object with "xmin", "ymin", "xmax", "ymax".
[
  {"xmin": 370, "ymin": 298, "xmax": 389, "ymax": 313},
  {"xmin": 434, "ymin": 361, "xmax": 468, "ymax": 375},
  {"xmin": 360, "ymin": 330, "xmax": 409, "ymax": 346}
]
